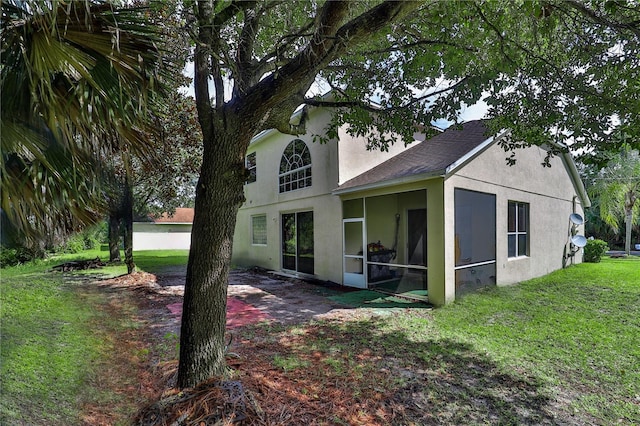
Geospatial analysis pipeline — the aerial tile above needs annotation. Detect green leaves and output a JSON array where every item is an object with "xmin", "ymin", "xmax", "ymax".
[
  {"xmin": 587, "ymin": 145, "xmax": 640, "ymax": 253},
  {"xmin": 1, "ymin": 0, "xmax": 168, "ymax": 244}
]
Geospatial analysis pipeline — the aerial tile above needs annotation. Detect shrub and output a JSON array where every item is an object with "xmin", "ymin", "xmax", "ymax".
[
  {"xmin": 56, "ymin": 223, "xmax": 108, "ymax": 254},
  {"xmin": 83, "ymin": 222, "xmax": 108, "ymax": 249},
  {"xmin": 0, "ymin": 247, "xmax": 18, "ymax": 267},
  {"xmin": 82, "ymin": 231, "xmax": 100, "ymax": 250},
  {"xmin": 63, "ymin": 234, "xmax": 86, "ymax": 253},
  {"xmin": 0, "ymin": 246, "xmax": 37, "ymax": 268},
  {"xmin": 584, "ymin": 239, "xmax": 609, "ymax": 263}
]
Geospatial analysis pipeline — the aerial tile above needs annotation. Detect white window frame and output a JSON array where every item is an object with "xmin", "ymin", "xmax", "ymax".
[
  {"xmin": 246, "ymin": 152, "xmax": 257, "ymax": 184},
  {"xmin": 508, "ymin": 201, "xmax": 529, "ymax": 258},
  {"xmin": 251, "ymin": 214, "xmax": 267, "ymax": 245},
  {"xmin": 279, "ymin": 139, "xmax": 311, "ymax": 193}
]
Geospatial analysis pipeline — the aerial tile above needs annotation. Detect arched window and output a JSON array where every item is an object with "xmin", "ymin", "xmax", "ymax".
[{"xmin": 279, "ymin": 139, "xmax": 312, "ymax": 193}]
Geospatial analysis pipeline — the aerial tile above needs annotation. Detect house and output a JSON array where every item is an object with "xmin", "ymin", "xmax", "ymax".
[
  {"xmin": 132, "ymin": 207, "xmax": 194, "ymax": 250},
  {"xmin": 231, "ymin": 107, "xmax": 590, "ymax": 306}
]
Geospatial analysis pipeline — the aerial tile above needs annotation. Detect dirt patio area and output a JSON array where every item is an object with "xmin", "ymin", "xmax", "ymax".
[
  {"xmin": 95, "ymin": 267, "xmax": 437, "ymax": 425},
  {"xmin": 156, "ymin": 266, "xmax": 362, "ymax": 324},
  {"xmin": 97, "ymin": 266, "xmax": 403, "ymax": 345}
]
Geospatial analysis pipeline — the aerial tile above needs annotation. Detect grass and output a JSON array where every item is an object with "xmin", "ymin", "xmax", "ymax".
[
  {"xmin": 273, "ymin": 354, "xmax": 311, "ymax": 372},
  {"xmin": 132, "ymin": 250, "xmax": 190, "ymax": 274},
  {"xmin": 418, "ymin": 256, "xmax": 640, "ymax": 422},
  {"xmin": 0, "ymin": 249, "xmax": 184, "ymax": 425},
  {"xmin": 396, "ymin": 257, "xmax": 640, "ymax": 424},
  {"xmin": 1, "ymin": 270, "xmax": 100, "ymax": 423}
]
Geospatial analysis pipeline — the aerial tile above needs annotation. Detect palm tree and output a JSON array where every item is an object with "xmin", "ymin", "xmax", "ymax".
[
  {"xmin": 1, "ymin": 0, "xmax": 164, "ymax": 248},
  {"xmin": 589, "ymin": 146, "xmax": 640, "ymax": 256}
]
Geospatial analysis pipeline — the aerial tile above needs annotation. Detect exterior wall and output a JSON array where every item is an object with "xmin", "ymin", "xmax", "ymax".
[
  {"xmin": 337, "ymin": 127, "xmax": 416, "ymax": 185},
  {"xmin": 233, "ymin": 107, "xmax": 417, "ymax": 283},
  {"xmin": 132, "ymin": 223, "xmax": 192, "ymax": 250},
  {"xmin": 336, "ymin": 142, "xmax": 586, "ymax": 306},
  {"xmin": 443, "ymin": 142, "xmax": 587, "ymax": 301},
  {"xmin": 233, "ymin": 109, "xmax": 588, "ymax": 303},
  {"xmin": 430, "ymin": 180, "xmax": 454, "ymax": 306},
  {"xmin": 233, "ymin": 107, "xmax": 344, "ymax": 283},
  {"xmin": 234, "ymin": 195, "xmax": 343, "ymax": 283}
]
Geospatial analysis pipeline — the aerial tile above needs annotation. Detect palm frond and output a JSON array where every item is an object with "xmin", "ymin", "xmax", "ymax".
[{"xmin": 1, "ymin": 0, "xmax": 169, "ymax": 240}]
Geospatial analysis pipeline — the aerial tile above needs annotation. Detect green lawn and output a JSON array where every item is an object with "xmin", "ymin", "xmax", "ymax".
[
  {"xmin": 0, "ymin": 249, "xmax": 181, "ymax": 425},
  {"xmin": 1, "ymin": 265, "xmax": 98, "ymax": 424},
  {"xmin": 412, "ymin": 257, "xmax": 640, "ymax": 423},
  {"xmin": 132, "ymin": 249, "xmax": 190, "ymax": 273}
]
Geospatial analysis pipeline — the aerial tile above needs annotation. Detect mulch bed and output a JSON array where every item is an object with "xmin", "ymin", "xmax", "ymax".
[{"xmin": 84, "ymin": 270, "xmax": 573, "ymax": 425}]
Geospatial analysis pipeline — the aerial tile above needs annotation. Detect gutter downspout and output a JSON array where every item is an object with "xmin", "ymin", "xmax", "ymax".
[{"xmin": 561, "ymin": 151, "xmax": 591, "ymax": 209}]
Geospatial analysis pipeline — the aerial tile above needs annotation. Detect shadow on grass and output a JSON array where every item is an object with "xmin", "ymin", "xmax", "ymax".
[
  {"xmin": 239, "ymin": 317, "xmax": 559, "ymax": 425},
  {"xmin": 385, "ymin": 338, "xmax": 555, "ymax": 425}
]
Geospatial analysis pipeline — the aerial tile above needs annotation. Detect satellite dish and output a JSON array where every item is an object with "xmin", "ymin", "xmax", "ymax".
[
  {"xmin": 569, "ymin": 213, "xmax": 584, "ymax": 225},
  {"xmin": 571, "ymin": 235, "xmax": 587, "ymax": 248}
]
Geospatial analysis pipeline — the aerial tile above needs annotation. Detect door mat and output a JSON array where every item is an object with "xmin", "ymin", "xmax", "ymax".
[{"xmin": 167, "ymin": 298, "xmax": 272, "ymax": 328}]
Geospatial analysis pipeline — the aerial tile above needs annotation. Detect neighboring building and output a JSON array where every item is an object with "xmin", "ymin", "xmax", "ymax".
[
  {"xmin": 232, "ymin": 108, "xmax": 591, "ymax": 306},
  {"xmin": 133, "ymin": 207, "xmax": 194, "ymax": 250}
]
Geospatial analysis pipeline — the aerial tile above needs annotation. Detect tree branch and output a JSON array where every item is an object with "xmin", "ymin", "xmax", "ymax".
[
  {"xmin": 235, "ymin": 1, "xmax": 259, "ymax": 90},
  {"xmin": 303, "ymin": 76, "xmax": 470, "ymax": 112},
  {"xmin": 253, "ymin": 22, "xmax": 316, "ymax": 78},
  {"xmin": 362, "ymin": 38, "xmax": 478, "ymax": 56},
  {"xmin": 472, "ymin": 3, "xmax": 520, "ymax": 68},
  {"xmin": 212, "ymin": 0, "xmax": 250, "ymax": 27},
  {"xmin": 243, "ymin": 1, "xmax": 421, "ymax": 129},
  {"xmin": 194, "ymin": 1, "xmax": 215, "ymax": 133},
  {"xmin": 564, "ymin": 0, "xmax": 640, "ymax": 37}
]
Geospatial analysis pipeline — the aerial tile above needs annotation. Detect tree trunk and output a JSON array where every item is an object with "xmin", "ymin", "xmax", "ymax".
[
  {"xmin": 177, "ymin": 126, "xmax": 250, "ymax": 389},
  {"xmin": 625, "ymin": 209, "xmax": 632, "ymax": 256},
  {"xmin": 108, "ymin": 213, "xmax": 121, "ymax": 262},
  {"xmin": 123, "ymin": 175, "xmax": 135, "ymax": 274}
]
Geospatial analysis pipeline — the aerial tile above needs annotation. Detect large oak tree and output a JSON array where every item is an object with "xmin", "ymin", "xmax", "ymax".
[{"xmin": 177, "ymin": 0, "xmax": 639, "ymax": 387}]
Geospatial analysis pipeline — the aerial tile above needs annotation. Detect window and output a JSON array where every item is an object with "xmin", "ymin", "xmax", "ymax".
[
  {"xmin": 246, "ymin": 152, "xmax": 257, "ymax": 183},
  {"xmin": 508, "ymin": 201, "xmax": 529, "ymax": 257},
  {"xmin": 251, "ymin": 214, "xmax": 267, "ymax": 245},
  {"xmin": 279, "ymin": 139, "xmax": 311, "ymax": 193}
]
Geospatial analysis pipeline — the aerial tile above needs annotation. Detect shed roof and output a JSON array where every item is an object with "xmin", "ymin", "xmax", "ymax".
[
  {"xmin": 335, "ymin": 120, "xmax": 493, "ymax": 193},
  {"xmin": 152, "ymin": 207, "xmax": 194, "ymax": 224}
]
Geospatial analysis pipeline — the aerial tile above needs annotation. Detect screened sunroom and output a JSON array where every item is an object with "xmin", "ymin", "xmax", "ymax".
[{"xmin": 341, "ymin": 189, "xmax": 428, "ymax": 298}]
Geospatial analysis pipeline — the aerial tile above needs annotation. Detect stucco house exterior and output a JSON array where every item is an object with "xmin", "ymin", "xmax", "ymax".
[
  {"xmin": 133, "ymin": 207, "xmax": 194, "ymax": 250},
  {"xmin": 231, "ymin": 107, "xmax": 590, "ymax": 306}
]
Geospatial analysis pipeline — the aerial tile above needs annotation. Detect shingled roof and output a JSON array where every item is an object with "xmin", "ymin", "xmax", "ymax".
[
  {"xmin": 152, "ymin": 207, "xmax": 194, "ymax": 224},
  {"xmin": 335, "ymin": 120, "xmax": 495, "ymax": 194}
]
